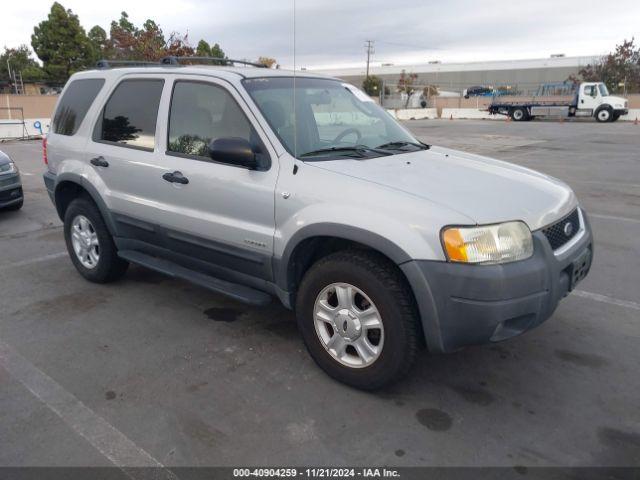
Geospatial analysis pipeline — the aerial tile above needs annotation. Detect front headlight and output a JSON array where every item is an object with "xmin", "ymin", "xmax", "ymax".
[
  {"xmin": 0, "ymin": 161, "xmax": 18, "ymax": 175},
  {"xmin": 442, "ymin": 221, "xmax": 533, "ymax": 264}
]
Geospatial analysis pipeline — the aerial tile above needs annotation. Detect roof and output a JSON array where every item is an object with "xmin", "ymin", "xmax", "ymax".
[
  {"xmin": 310, "ymin": 55, "xmax": 601, "ymax": 78},
  {"xmin": 74, "ymin": 64, "xmax": 336, "ymax": 82}
]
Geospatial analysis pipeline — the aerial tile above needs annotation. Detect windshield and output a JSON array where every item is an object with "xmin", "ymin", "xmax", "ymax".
[
  {"xmin": 243, "ymin": 77, "xmax": 423, "ymax": 160},
  {"xmin": 598, "ymin": 83, "xmax": 609, "ymax": 97}
]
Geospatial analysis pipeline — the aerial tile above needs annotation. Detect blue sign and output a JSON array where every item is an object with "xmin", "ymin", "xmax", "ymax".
[{"xmin": 33, "ymin": 121, "xmax": 42, "ymax": 134}]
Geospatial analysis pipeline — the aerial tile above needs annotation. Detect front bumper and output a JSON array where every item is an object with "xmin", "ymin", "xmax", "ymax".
[
  {"xmin": 614, "ymin": 108, "xmax": 628, "ymax": 116},
  {"xmin": 0, "ymin": 173, "xmax": 23, "ymax": 208},
  {"xmin": 401, "ymin": 211, "xmax": 593, "ymax": 353}
]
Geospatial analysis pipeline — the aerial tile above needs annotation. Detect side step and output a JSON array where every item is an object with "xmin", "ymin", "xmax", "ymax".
[{"xmin": 118, "ymin": 250, "xmax": 271, "ymax": 306}]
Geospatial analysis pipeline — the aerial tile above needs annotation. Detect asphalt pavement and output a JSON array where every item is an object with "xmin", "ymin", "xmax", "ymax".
[{"xmin": 0, "ymin": 119, "xmax": 638, "ymax": 470}]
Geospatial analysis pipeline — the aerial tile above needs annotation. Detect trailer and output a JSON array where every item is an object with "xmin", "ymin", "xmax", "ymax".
[{"xmin": 487, "ymin": 82, "xmax": 628, "ymax": 123}]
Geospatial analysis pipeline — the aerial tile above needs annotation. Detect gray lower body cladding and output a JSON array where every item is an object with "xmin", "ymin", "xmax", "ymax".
[{"xmin": 402, "ymin": 218, "xmax": 593, "ymax": 353}]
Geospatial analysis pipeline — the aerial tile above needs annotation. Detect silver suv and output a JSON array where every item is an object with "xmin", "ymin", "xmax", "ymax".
[{"xmin": 43, "ymin": 58, "xmax": 593, "ymax": 389}]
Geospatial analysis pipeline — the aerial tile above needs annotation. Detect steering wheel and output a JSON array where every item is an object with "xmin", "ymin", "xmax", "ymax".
[{"xmin": 333, "ymin": 128, "xmax": 362, "ymax": 144}]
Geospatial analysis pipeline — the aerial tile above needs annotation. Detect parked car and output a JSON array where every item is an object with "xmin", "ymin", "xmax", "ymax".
[
  {"xmin": 463, "ymin": 86, "xmax": 494, "ymax": 98},
  {"xmin": 43, "ymin": 58, "xmax": 593, "ymax": 389},
  {"xmin": 0, "ymin": 149, "xmax": 23, "ymax": 211}
]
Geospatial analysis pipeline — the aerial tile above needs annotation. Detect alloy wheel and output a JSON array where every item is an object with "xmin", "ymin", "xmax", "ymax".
[
  {"xmin": 70, "ymin": 215, "xmax": 100, "ymax": 269},
  {"xmin": 313, "ymin": 282, "xmax": 384, "ymax": 368}
]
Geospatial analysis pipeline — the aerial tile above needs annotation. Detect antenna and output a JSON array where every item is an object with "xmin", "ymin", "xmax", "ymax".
[{"xmin": 293, "ymin": 0, "xmax": 297, "ymax": 159}]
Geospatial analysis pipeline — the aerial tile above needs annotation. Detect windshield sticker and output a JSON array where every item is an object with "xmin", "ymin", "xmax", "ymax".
[{"xmin": 342, "ymin": 83, "xmax": 375, "ymax": 103}]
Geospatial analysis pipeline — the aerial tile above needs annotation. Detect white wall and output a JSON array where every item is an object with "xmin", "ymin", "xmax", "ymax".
[
  {"xmin": 0, "ymin": 118, "xmax": 50, "ymax": 139},
  {"xmin": 387, "ymin": 108, "xmax": 438, "ymax": 120}
]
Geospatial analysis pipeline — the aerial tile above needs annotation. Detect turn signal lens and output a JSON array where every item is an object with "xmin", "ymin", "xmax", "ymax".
[{"xmin": 442, "ymin": 221, "xmax": 533, "ymax": 264}]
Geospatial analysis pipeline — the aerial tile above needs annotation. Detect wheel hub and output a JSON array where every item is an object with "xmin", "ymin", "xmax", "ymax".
[
  {"xmin": 70, "ymin": 214, "xmax": 100, "ymax": 269},
  {"xmin": 335, "ymin": 309, "xmax": 362, "ymax": 341},
  {"xmin": 313, "ymin": 282, "xmax": 384, "ymax": 369}
]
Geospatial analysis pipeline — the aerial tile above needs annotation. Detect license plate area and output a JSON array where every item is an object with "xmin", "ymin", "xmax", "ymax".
[{"xmin": 569, "ymin": 247, "xmax": 592, "ymax": 291}]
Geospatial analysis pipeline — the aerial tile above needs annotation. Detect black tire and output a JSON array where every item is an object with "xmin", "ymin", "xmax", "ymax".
[
  {"xmin": 295, "ymin": 250, "xmax": 420, "ymax": 390},
  {"xmin": 510, "ymin": 107, "xmax": 527, "ymax": 121},
  {"xmin": 63, "ymin": 196, "xmax": 128, "ymax": 283},
  {"xmin": 595, "ymin": 106, "xmax": 613, "ymax": 123},
  {"xmin": 611, "ymin": 113, "xmax": 621, "ymax": 122}
]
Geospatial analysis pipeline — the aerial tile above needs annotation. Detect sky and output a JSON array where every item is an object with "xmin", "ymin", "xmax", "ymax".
[{"xmin": 1, "ymin": 0, "xmax": 639, "ymax": 69}]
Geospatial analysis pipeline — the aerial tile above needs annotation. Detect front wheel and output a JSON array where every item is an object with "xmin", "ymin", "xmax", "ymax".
[
  {"xmin": 295, "ymin": 250, "xmax": 420, "ymax": 390},
  {"xmin": 595, "ymin": 107, "xmax": 613, "ymax": 123}
]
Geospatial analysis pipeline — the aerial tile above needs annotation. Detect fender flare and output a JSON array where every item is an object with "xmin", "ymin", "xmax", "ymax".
[
  {"xmin": 53, "ymin": 172, "xmax": 118, "ymax": 235},
  {"xmin": 275, "ymin": 222, "xmax": 413, "ymax": 291}
]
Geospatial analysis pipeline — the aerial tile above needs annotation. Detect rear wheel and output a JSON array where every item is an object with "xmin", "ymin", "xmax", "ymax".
[
  {"xmin": 64, "ymin": 197, "xmax": 128, "ymax": 283},
  {"xmin": 510, "ymin": 107, "xmax": 527, "ymax": 121},
  {"xmin": 595, "ymin": 106, "xmax": 613, "ymax": 123},
  {"xmin": 295, "ymin": 250, "xmax": 420, "ymax": 390}
]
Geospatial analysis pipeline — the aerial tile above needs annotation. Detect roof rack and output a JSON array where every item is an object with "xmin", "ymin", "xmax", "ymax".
[
  {"xmin": 95, "ymin": 57, "xmax": 268, "ymax": 69},
  {"xmin": 160, "ymin": 56, "xmax": 267, "ymax": 68},
  {"xmin": 96, "ymin": 59, "xmax": 159, "ymax": 69}
]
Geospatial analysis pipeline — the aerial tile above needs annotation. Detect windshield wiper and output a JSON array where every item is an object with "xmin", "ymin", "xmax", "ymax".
[
  {"xmin": 299, "ymin": 146, "xmax": 392, "ymax": 159},
  {"xmin": 375, "ymin": 140, "xmax": 430, "ymax": 151}
]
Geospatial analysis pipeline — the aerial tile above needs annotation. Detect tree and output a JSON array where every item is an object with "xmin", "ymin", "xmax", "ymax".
[
  {"xmin": 362, "ymin": 75, "xmax": 382, "ymax": 96},
  {"xmin": 397, "ymin": 70, "xmax": 418, "ymax": 107},
  {"xmin": 210, "ymin": 43, "xmax": 225, "ymax": 59},
  {"xmin": 109, "ymin": 13, "xmax": 165, "ymax": 60},
  {"xmin": 257, "ymin": 56, "xmax": 278, "ymax": 68},
  {"xmin": 0, "ymin": 45, "xmax": 46, "ymax": 83},
  {"xmin": 575, "ymin": 38, "xmax": 640, "ymax": 94},
  {"xmin": 164, "ymin": 31, "xmax": 195, "ymax": 58},
  {"xmin": 31, "ymin": 2, "xmax": 93, "ymax": 82},
  {"xmin": 87, "ymin": 25, "xmax": 109, "ymax": 62},
  {"xmin": 196, "ymin": 39, "xmax": 211, "ymax": 57},
  {"xmin": 107, "ymin": 12, "xmax": 193, "ymax": 61}
]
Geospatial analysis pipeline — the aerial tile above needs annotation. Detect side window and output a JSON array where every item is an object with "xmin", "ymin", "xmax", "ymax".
[
  {"xmin": 98, "ymin": 79, "xmax": 164, "ymax": 150},
  {"xmin": 168, "ymin": 81, "xmax": 253, "ymax": 158},
  {"xmin": 584, "ymin": 85, "xmax": 596, "ymax": 97},
  {"xmin": 52, "ymin": 79, "xmax": 105, "ymax": 136}
]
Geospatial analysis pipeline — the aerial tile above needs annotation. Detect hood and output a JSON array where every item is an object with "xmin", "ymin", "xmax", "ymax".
[
  {"xmin": 0, "ymin": 150, "xmax": 11, "ymax": 166},
  {"xmin": 308, "ymin": 146, "xmax": 577, "ymax": 230},
  {"xmin": 604, "ymin": 95, "xmax": 627, "ymax": 108}
]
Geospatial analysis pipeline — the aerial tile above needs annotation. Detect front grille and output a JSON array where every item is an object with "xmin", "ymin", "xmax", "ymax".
[
  {"xmin": 542, "ymin": 208, "xmax": 580, "ymax": 250},
  {"xmin": 0, "ymin": 175, "xmax": 19, "ymax": 188},
  {"xmin": 0, "ymin": 187, "xmax": 22, "ymax": 202}
]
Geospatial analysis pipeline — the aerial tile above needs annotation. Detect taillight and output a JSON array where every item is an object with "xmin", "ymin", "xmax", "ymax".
[{"xmin": 43, "ymin": 136, "xmax": 48, "ymax": 165}]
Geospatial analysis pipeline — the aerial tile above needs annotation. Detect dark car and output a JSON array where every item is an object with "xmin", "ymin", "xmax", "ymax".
[
  {"xmin": 463, "ymin": 86, "xmax": 494, "ymax": 99},
  {"xmin": 0, "ymin": 149, "xmax": 23, "ymax": 210}
]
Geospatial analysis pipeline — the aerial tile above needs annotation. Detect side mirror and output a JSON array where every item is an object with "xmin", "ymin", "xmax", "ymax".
[{"xmin": 208, "ymin": 137, "xmax": 258, "ymax": 169}]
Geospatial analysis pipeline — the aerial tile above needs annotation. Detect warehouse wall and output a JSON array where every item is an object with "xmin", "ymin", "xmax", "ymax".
[{"xmin": 0, "ymin": 95, "xmax": 59, "ymax": 120}]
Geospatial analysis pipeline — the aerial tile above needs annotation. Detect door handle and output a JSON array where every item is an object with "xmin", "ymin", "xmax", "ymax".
[
  {"xmin": 162, "ymin": 171, "xmax": 189, "ymax": 185},
  {"xmin": 90, "ymin": 156, "xmax": 109, "ymax": 167}
]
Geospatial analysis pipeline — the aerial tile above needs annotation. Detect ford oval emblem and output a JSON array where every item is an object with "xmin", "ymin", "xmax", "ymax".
[{"xmin": 563, "ymin": 222, "xmax": 574, "ymax": 237}]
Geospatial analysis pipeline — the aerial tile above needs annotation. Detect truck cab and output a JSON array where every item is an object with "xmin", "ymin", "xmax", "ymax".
[{"xmin": 574, "ymin": 82, "xmax": 628, "ymax": 122}]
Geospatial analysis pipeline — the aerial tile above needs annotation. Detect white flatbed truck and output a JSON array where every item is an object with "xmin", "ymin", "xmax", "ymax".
[{"xmin": 488, "ymin": 82, "xmax": 628, "ymax": 122}]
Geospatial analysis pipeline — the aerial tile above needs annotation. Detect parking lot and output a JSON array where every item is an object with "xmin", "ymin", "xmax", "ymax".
[{"xmin": 1, "ymin": 119, "xmax": 639, "ymax": 469}]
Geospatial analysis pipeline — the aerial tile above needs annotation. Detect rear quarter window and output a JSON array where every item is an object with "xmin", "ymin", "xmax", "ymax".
[{"xmin": 52, "ymin": 79, "xmax": 105, "ymax": 136}]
